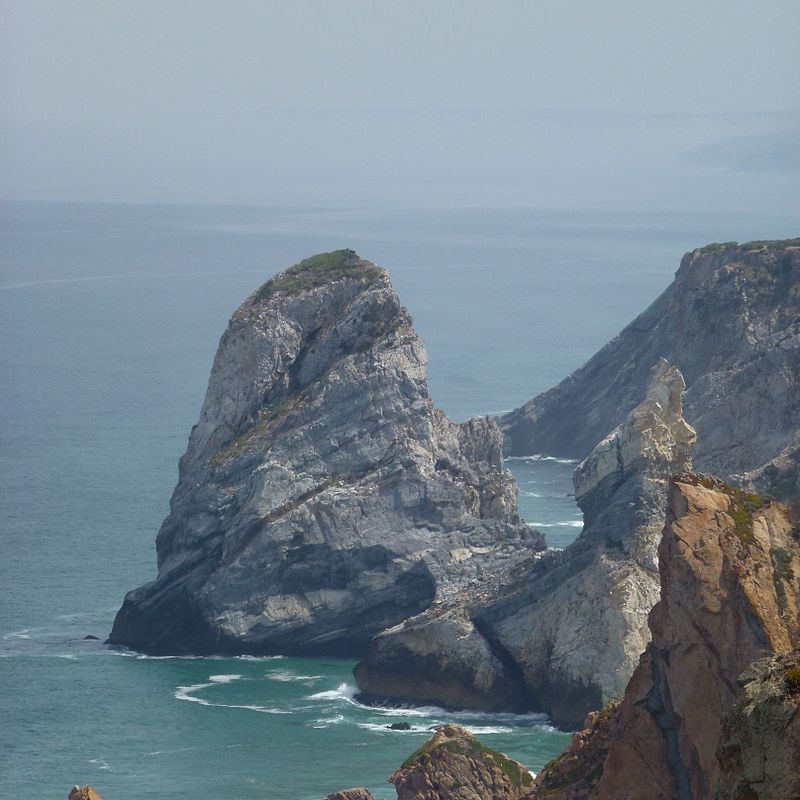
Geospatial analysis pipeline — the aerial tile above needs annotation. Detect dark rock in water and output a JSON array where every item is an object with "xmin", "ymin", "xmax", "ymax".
[
  {"xmin": 390, "ymin": 724, "xmax": 533, "ymax": 800},
  {"xmin": 389, "ymin": 722, "xmax": 412, "ymax": 730},
  {"xmin": 529, "ymin": 474, "xmax": 800, "ymax": 799},
  {"xmin": 355, "ymin": 361, "xmax": 695, "ymax": 727},
  {"xmin": 109, "ymin": 251, "xmax": 539, "ymax": 656},
  {"xmin": 500, "ymin": 240, "xmax": 800, "ymax": 498},
  {"xmin": 323, "ymin": 790, "xmax": 375, "ymax": 800},
  {"xmin": 83, "ymin": 635, "xmax": 99, "ymax": 640}
]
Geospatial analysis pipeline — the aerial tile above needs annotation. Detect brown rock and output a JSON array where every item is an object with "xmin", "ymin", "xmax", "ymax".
[
  {"xmin": 390, "ymin": 724, "xmax": 533, "ymax": 800},
  {"xmin": 323, "ymin": 790, "xmax": 375, "ymax": 800},
  {"xmin": 529, "ymin": 474, "xmax": 800, "ymax": 799},
  {"xmin": 69, "ymin": 788, "xmax": 102, "ymax": 800}
]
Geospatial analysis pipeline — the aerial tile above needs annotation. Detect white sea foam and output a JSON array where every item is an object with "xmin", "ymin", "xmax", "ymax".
[
  {"xmin": 311, "ymin": 714, "xmax": 346, "ymax": 729},
  {"xmin": 266, "ymin": 669, "xmax": 322, "ymax": 683},
  {"xmin": 174, "ymin": 680, "xmax": 289, "ymax": 714},
  {"xmin": 506, "ymin": 455, "xmax": 577, "ymax": 465},
  {"xmin": 527, "ymin": 520, "xmax": 583, "ymax": 528},
  {"xmin": 208, "ymin": 674, "xmax": 242, "ymax": 683},
  {"xmin": 88, "ymin": 757, "xmax": 110, "ymax": 771}
]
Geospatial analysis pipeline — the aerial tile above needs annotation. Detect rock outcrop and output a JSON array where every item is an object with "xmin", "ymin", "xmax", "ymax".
[
  {"xmin": 501, "ymin": 240, "xmax": 800, "ymax": 498},
  {"xmin": 389, "ymin": 724, "xmax": 534, "ymax": 800},
  {"xmin": 110, "ymin": 251, "xmax": 539, "ymax": 655},
  {"xmin": 715, "ymin": 652, "xmax": 800, "ymax": 800},
  {"xmin": 323, "ymin": 790, "xmax": 375, "ymax": 800},
  {"xmin": 69, "ymin": 788, "xmax": 102, "ymax": 800},
  {"xmin": 529, "ymin": 474, "xmax": 800, "ymax": 799},
  {"xmin": 356, "ymin": 361, "xmax": 695, "ymax": 727}
]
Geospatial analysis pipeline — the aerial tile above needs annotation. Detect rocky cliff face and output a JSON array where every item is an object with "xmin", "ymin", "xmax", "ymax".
[
  {"xmin": 110, "ymin": 251, "xmax": 539, "ymax": 655},
  {"xmin": 355, "ymin": 361, "xmax": 694, "ymax": 727},
  {"xmin": 501, "ymin": 240, "xmax": 800, "ymax": 498},
  {"xmin": 529, "ymin": 474, "xmax": 800, "ymax": 799},
  {"xmin": 389, "ymin": 724, "xmax": 534, "ymax": 800},
  {"xmin": 715, "ymin": 652, "xmax": 800, "ymax": 800}
]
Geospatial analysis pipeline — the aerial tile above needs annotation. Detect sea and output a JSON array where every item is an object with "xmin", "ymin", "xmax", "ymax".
[{"xmin": 1, "ymin": 196, "xmax": 797, "ymax": 798}]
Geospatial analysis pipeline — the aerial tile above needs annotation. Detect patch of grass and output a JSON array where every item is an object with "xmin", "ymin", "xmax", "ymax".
[
  {"xmin": 785, "ymin": 666, "xmax": 800, "ymax": 695},
  {"xmin": 741, "ymin": 238, "xmax": 800, "ymax": 251},
  {"xmin": 772, "ymin": 547, "xmax": 795, "ymax": 608},
  {"xmin": 698, "ymin": 241, "xmax": 738, "ymax": 253},
  {"xmin": 254, "ymin": 250, "xmax": 382, "ymax": 302},
  {"xmin": 210, "ymin": 399, "xmax": 293, "ymax": 465},
  {"xmin": 467, "ymin": 738, "xmax": 533, "ymax": 788}
]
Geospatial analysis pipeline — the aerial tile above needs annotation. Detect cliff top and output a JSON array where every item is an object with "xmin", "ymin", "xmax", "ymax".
[
  {"xmin": 253, "ymin": 249, "xmax": 384, "ymax": 302},
  {"xmin": 696, "ymin": 238, "xmax": 800, "ymax": 254}
]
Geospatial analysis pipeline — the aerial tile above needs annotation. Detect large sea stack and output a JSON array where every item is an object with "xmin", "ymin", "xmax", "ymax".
[
  {"xmin": 110, "ymin": 251, "xmax": 539, "ymax": 655},
  {"xmin": 501, "ymin": 240, "xmax": 800, "ymax": 499}
]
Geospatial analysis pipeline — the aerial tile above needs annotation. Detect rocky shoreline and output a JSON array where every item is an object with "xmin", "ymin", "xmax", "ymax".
[{"xmin": 101, "ymin": 240, "xmax": 800, "ymax": 798}]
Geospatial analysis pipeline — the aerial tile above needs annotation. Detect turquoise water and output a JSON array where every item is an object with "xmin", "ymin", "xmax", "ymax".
[{"xmin": 2, "ymin": 200, "xmax": 797, "ymax": 798}]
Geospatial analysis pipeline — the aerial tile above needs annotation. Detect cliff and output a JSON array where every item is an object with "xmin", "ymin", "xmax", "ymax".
[
  {"xmin": 529, "ymin": 474, "xmax": 800, "ymax": 799},
  {"xmin": 501, "ymin": 240, "xmax": 800, "ymax": 498},
  {"xmin": 355, "ymin": 361, "xmax": 695, "ymax": 727},
  {"xmin": 110, "ymin": 251, "xmax": 540, "ymax": 655}
]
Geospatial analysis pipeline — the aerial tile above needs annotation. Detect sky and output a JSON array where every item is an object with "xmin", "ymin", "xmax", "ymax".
[{"xmin": 1, "ymin": 0, "xmax": 798, "ymax": 205}]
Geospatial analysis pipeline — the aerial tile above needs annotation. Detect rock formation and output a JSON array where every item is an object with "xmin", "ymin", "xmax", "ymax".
[
  {"xmin": 529, "ymin": 474, "xmax": 800, "ymax": 799},
  {"xmin": 715, "ymin": 652, "xmax": 800, "ymax": 800},
  {"xmin": 389, "ymin": 724, "xmax": 534, "ymax": 800},
  {"xmin": 69, "ymin": 788, "xmax": 102, "ymax": 800},
  {"xmin": 356, "ymin": 360, "xmax": 695, "ymax": 727},
  {"xmin": 110, "ymin": 251, "xmax": 540, "ymax": 655},
  {"xmin": 323, "ymin": 790, "xmax": 375, "ymax": 800},
  {"xmin": 501, "ymin": 240, "xmax": 800, "ymax": 498}
]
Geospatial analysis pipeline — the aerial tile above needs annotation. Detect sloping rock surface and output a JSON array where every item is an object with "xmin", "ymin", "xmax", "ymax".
[
  {"xmin": 501, "ymin": 240, "xmax": 800, "ymax": 497},
  {"xmin": 356, "ymin": 361, "xmax": 694, "ymax": 727},
  {"xmin": 323, "ymin": 790, "xmax": 376, "ymax": 800},
  {"xmin": 529, "ymin": 474, "xmax": 800, "ymax": 799},
  {"xmin": 390, "ymin": 724, "xmax": 534, "ymax": 800},
  {"xmin": 110, "ymin": 251, "xmax": 538, "ymax": 655}
]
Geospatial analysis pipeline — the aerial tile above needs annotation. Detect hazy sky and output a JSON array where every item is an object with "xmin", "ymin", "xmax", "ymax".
[{"xmin": 2, "ymin": 1, "xmax": 798, "ymax": 205}]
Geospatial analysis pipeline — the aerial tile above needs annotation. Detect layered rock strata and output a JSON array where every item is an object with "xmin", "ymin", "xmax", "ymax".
[
  {"xmin": 529, "ymin": 474, "xmax": 800, "ymax": 799},
  {"xmin": 501, "ymin": 240, "xmax": 800, "ymax": 498},
  {"xmin": 356, "ymin": 361, "xmax": 695, "ymax": 727},
  {"xmin": 110, "ymin": 251, "xmax": 540, "ymax": 655}
]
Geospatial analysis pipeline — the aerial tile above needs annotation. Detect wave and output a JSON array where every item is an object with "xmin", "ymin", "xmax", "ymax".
[
  {"xmin": 311, "ymin": 714, "xmax": 346, "ymax": 729},
  {"xmin": 308, "ymin": 682, "xmax": 359, "ymax": 702},
  {"xmin": 357, "ymin": 722, "xmax": 512, "ymax": 735},
  {"xmin": 266, "ymin": 669, "xmax": 322, "ymax": 683},
  {"xmin": 527, "ymin": 520, "xmax": 583, "ymax": 528},
  {"xmin": 506, "ymin": 455, "xmax": 577, "ymax": 465},
  {"xmin": 174, "ymin": 678, "xmax": 289, "ymax": 715}
]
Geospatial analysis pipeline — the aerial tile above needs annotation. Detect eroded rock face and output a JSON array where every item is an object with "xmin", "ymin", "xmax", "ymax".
[
  {"xmin": 110, "ymin": 251, "xmax": 538, "ymax": 656},
  {"xmin": 390, "ymin": 724, "xmax": 534, "ymax": 800},
  {"xmin": 501, "ymin": 240, "xmax": 800, "ymax": 497},
  {"xmin": 715, "ymin": 652, "xmax": 800, "ymax": 800},
  {"xmin": 529, "ymin": 475, "xmax": 800, "ymax": 799},
  {"xmin": 356, "ymin": 361, "xmax": 694, "ymax": 727}
]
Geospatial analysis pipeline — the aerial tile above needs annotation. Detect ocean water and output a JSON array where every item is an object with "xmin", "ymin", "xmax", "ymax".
[{"xmin": 1, "ymin": 199, "xmax": 797, "ymax": 798}]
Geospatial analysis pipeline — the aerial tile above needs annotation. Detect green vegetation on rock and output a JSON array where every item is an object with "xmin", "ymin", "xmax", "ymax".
[{"xmin": 254, "ymin": 250, "xmax": 382, "ymax": 301}]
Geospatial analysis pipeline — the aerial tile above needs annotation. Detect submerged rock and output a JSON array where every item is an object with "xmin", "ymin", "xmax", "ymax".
[
  {"xmin": 355, "ymin": 360, "xmax": 694, "ymax": 727},
  {"xmin": 323, "ymin": 790, "xmax": 375, "ymax": 800},
  {"xmin": 529, "ymin": 474, "xmax": 800, "ymax": 799},
  {"xmin": 501, "ymin": 240, "xmax": 800, "ymax": 497},
  {"xmin": 110, "ymin": 250, "xmax": 538, "ymax": 656},
  {"xmin": 389, "ymin": 724, "xmax": 534, "ymax": 800}
]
